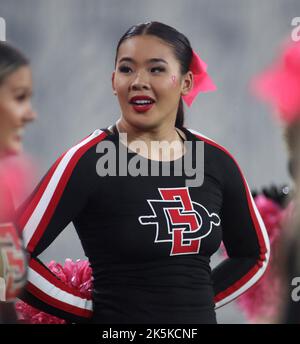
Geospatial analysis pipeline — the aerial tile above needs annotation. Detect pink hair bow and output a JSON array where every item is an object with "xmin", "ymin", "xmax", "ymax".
[
  {"xmin": 252, "ymin": 40, "xmax": 300, "ymax": 125},
  {"xmin": 182, "ymin": 50, "xmax": 217, "ymax": 107}
]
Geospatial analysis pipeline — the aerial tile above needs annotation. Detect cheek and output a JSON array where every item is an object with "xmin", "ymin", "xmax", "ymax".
[
  {"xmin": 114, "ymin": 74, "xmax": 129, "ymax": 90},
  {"xmin": 0, "ymin": 107, "xmax": 15, "ymax": 151},
  {"xmin": 0, "ymin": 104, "xmax": 11, "ymax": 128},
  {"xmin": 155, "ymin": 76, "xmax": 178, "ymax": 92},
  {"xmin": 0, "ymin": 103, "xmax": 21, "ymax": 128},
  {"xmin": 171, "ymin": 75, "xmax": 177, "ymax": 86},
  {"xmin": 168, "ymin": 75, "xmax": 181, "ymax": 93},
  {"xmin": 168, "ymin": 75, "xmax": 182, "ymax": 96}
]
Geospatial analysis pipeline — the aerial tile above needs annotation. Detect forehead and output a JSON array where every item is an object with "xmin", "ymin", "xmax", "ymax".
[
  {"xmin": 2, "ymin": 66, "xmax": 32, "ymax": 90},
  {"xmin": 117, "ymin": 35, "xmax": 177, "ymax": 63}
]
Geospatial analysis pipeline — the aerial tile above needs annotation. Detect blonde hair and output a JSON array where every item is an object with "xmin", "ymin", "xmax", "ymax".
[{"xmin": 283, "ymin": 119, "xmax": 300, "ymax": 181}]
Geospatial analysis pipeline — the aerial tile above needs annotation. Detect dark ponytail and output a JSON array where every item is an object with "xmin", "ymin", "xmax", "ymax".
[
  {"xmin": 284, "ymin": 120, "xmax": 300, "ymax": 180},
  {"xmin": 114, "ymin": 21, "xmax": 193, "ymax": 129},
  {"xmin": 175, "ymin": 98, "xmax": 184, "ymax": 128}
]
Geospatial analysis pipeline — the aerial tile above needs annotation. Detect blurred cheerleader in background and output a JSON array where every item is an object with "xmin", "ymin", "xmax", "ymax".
[
  {"xmin": 0, "ymin": 41, "xmax": 36, "ymax": 323},
  {"xmin": 233, "ymin": 39, "xmax": 300, "ymax": 323}
]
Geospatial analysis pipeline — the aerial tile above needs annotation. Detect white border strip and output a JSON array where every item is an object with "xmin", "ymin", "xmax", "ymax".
[{"xmin": 28, "ymin": 266, "xmax": 93, "ymax": 311}]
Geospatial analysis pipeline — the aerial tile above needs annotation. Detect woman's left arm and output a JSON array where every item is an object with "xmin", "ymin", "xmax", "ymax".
[{"xmin": 211, "ymin": 152, "xmax": 270, "ymax": 309}]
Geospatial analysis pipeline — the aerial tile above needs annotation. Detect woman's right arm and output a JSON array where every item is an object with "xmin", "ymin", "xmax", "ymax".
[{"xmin": 16, "ymin": 129, "xmax": 107, "ymax": 323}]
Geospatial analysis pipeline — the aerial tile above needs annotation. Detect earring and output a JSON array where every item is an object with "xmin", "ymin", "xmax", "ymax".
[{"xmin": 113, "ymin": 90, "xmax": 117, "ymax": 95}]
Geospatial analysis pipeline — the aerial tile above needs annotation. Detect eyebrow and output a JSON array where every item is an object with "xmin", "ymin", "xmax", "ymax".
[
  {"xmin": 12, "ymin": 87, "xmax": 33, "ymax": 95},
  {"xmin": 12, "ymin": 86, "xmax": 31, "ymax": 92},
  {"xmin": 118, "ymin": 57, "xmax": 168, "ymax": 65}
]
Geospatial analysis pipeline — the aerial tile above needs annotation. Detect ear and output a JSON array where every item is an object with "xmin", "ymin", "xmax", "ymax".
[
  {"xmin": 180, "ymin": 71, "xmax": 193, "ymax": 96},
  {"xmin": 112, "ymin": 71, "xmax": 117, "ymax": 95}
]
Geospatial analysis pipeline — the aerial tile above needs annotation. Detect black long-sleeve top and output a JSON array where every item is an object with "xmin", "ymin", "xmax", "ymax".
[{"xmin": 16, "ymin": 125, "xmax": 270, "ymax": 323}]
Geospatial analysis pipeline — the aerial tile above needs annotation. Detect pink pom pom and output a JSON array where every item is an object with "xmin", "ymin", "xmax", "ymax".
[
  {"xmin": 254, "ymin": 195, "xmax": 283, "ymax": 244},
  {"xmin": 15, "ymin": 301, "xmax": 66, "ymax": 324},
  {"xmin": 234, "ymin": 194, "xmax": 289, "ymax": 323},
  {"xmin": 15, "ymin": 259, "xmax": 93, "ymax": 324}
]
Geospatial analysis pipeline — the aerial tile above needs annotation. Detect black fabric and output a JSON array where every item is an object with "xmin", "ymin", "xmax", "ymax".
[
  {"xmin": 282, "ymin": 238, "xmax": 300, "ymax": 324},
  {"xmin": 16, "ymin": 125, "xmax": 267, "ymax": 324},
  {"xmin": 0, "ymin": 302, "xmax": 18, "ymax": 324}
]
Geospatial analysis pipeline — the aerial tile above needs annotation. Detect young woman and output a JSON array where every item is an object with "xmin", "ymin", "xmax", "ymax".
[
  {"xmin": 17, "ymin": 21, "xmax": 270, "ymax": 324},
  {"xmin": 0, "ymin": 41, "xmax": 36, "ymax": 323}
]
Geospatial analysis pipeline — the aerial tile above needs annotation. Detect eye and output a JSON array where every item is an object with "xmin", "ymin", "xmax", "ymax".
[
  {"xmin": 118, "ymin": 65, "xmax": 132, "ymax": 73},
  {"xmin": 151, "ymin": 66, "xmax": 165, "ymax": 73},
  {"xmin": 16, "ymin": 94, "xmax": 27, "ymax": 102}
]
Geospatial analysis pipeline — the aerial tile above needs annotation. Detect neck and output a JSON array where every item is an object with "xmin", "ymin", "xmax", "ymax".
[
  {"xmin": 115, "ymin": 119, "xmax": 186, "ymax": 161},
  {"xmin": 116, "ymin": 119, "xmax": 182, "ymax": 144}
]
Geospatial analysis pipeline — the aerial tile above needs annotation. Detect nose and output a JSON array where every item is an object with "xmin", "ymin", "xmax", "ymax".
[
  {"xmin": 23, "ymin": 103, "xmax": 37, "ymax": 124},
  {"xmin": 130, "ymin": 71, "xmax": 150, "ymax": 91}
]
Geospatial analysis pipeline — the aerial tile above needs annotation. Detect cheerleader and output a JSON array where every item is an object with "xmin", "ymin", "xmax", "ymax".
[
  {"xmin": 17, "ymin": 21, "xmax": 269, "ymax": 324},
  {"xmin": 253, "ymin": 39, "xmax": 300, "ymax": 323},
  {"xmin": 0, "ymin": 41, "xmax": 36, "ymax": 323}
]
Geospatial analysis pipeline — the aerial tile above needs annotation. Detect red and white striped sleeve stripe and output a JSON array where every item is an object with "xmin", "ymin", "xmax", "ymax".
[
  {"xmin": 188, "ymin": 128, "xmax": 270, "ymax": 309},
  {"xmin": 18, "ymin": 129, "xmax": 108, "ymax": 318},
  {"xmin": 27, "ymin": 259, "xmax": 93, "ymax": 317}
]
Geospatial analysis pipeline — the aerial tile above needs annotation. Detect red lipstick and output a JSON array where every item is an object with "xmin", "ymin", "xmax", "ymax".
[{"xmin": 129, "ymin": 95, "xmax": 155, "ymax": 113}]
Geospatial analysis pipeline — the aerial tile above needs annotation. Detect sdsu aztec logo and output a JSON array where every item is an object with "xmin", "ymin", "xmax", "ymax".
[
  {"xmin": 138, "ymin": 187, "xmax": 221, "ymax": 256},
  {"xmin": 0, "ymin": 223, "xmax": 27, "ymax": 301}
]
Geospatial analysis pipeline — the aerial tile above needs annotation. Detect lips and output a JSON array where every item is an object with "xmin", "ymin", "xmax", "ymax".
[{"xmin": 129, "ymin": 95, "xmax": 155, "ymax": 113}]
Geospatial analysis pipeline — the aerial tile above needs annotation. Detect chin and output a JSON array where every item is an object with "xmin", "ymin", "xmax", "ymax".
[
  {"xmin": 5, "ymin": 142, "xmax": 23, "ymax": 156},
  {"xmin": 126, "ymin": 115, "xmax": 161, "ymax": 130}
]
